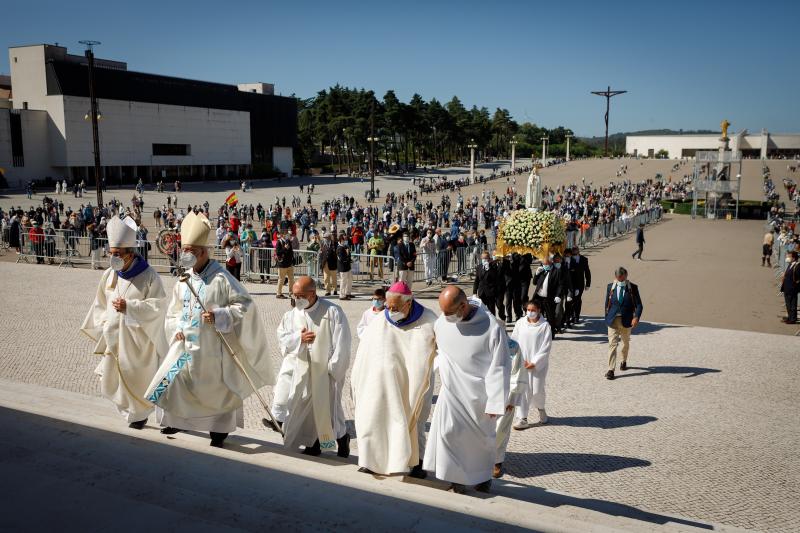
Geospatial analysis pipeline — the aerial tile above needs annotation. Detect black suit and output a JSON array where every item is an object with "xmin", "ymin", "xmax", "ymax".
[
  {"xmin": 519, "ymin": 254, "xmax": 533, "ymax": 305},
  {"xmin": 398, "ymin": 241, "xmax": 416, "ymax": 270},
  {"xmin": 569, "ymin": 255, "xmax": 592, "ymax": 322},
  {"xmin": 504, "ymin": 254, "xmax": 523, "ymax": 321},
  {"xmin": 781, "ymin": 262, "xmax": 800, "ymax": 323},
  {"xmin": 533, "ymin": 265, "xmax": 572, "ymax": 334},
  {"xmin": 473, "ymin": 261, "xmax": 501, "ymax": 315},
  {"xmin": 494, "ymin": 259, "xmax": 508, "ymax": 320}
]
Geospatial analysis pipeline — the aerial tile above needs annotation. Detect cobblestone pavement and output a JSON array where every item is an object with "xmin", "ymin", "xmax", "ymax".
[{"xmin": 1, "ymin": 260, "xmax": 798, "ymax": 532}]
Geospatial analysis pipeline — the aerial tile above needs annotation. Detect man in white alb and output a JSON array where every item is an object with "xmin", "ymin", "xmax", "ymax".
[{"xmin": 423, "ymin": 286, "xmax": 510, "ymax": 493}]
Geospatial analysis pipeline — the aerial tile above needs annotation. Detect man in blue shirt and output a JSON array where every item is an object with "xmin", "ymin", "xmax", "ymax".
[{"xmin": 604, "ymin": 266, "xmax": 643, "ymax": 380}]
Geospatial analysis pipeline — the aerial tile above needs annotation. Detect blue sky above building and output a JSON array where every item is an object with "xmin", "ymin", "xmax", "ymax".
[{"xmin": 4, "ymin": 0, "xmax": 798, "ymax": 136}]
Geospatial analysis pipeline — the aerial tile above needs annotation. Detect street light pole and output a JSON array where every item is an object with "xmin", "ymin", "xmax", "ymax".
[
  {"xmin": 565, "ymin": 134, "xmax": 573, "ymax": 162},
  {"xmin": 468, "ymin": 139, "xmax": 478, "ymax": 183},
  {"xmin": 367, "ymin": 103, "xmax": 376, "ymax": 199},
  {"xmin": 80, "ymin": 40, "xmax": 102, "ymax": 208},
  {"xmin": 540, "ymin": 136, "xmax": 549, "ymax": 166},
  {"xmin": 509, "ymin": 138, "xmax": 518, "ymax": 171}
]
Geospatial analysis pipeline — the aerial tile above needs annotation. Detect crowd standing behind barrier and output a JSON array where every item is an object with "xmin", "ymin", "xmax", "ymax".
[{"xmin": 4, "ymin": 207, "xmax": 663, "ymax": 287}]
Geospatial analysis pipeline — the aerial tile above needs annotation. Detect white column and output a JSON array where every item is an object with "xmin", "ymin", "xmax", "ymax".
[
  {"xmin": 542, "ymin": 139, "xmax": 546, "ymax": 164},
  {"xmin": 511, "ymin": 143, "xmax": 516, "ymax": 171},
  {"xmin": 470, "ymin": 147, "xmax": 475, "ymax": 183},
  {"xmin": 566, "ymin": 135, "xmax": 572, "ymax": 161}
]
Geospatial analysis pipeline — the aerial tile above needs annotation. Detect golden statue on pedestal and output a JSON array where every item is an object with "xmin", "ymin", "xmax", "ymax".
[{"xmin": 720, "ymin": 119, "xmax": 730, "ymax": 140}]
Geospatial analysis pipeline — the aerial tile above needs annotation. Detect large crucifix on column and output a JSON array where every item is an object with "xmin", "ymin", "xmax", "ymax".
[{"xmin": 591, "ymin": 86, "xmax": 627, "ymax": 156}]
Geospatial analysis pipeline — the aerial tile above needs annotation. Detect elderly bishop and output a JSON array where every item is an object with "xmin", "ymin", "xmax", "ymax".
[
  {"xmin": 352, "ymin": 281, "xmax": 437, "ymax": 478},
  {"xmin": 81, "ymin": 215, "xmax": 168, "ymax": 429},
  {"xmin": 151, "ymin": 212, "xmax": 274, "ymax": 448}
]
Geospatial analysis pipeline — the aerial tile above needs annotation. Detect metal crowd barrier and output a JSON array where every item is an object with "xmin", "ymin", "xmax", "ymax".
[{"xmin": 9, "ymin": 207, "xmax": 663, "ymax": 287}]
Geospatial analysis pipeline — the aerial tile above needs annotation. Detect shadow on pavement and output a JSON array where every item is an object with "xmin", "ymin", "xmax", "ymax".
[
  {"xmin": 0, "ymin": 406, "xmax": 523, "ymax": 531},
  {"xmin": 616, "ymin": 366, "xmax": 721, "ymax": 379},
  {"xmin": 1, "ymin": 406, "xmax": 720, "ymax": 531},
  {"xmin": 545, "ymin": 415, "xmax": 657, "ymax": 429},
  {"xmin": 504, "ymin": 452, "xmax": 651, "ymax": 478}
]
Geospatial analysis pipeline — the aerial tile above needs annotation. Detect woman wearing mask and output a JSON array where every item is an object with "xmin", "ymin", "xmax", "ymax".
[
  {"xmin": 224, "ymin": 235, "xmax": 243, "ymax": 281},
  {"xmin": 510, "ymin": 300, "xmax": 552, "ymax": 430},
  {"xmin": 356, "ymin": 288, "xmax": 386, "ymax": 337},
  {"xmin": 337, "ymin": 235, "xmax": 353, "ymax": 300}
]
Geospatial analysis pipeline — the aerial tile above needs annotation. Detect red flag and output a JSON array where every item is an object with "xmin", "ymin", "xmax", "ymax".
[{"xmin": 225, "ymin": 192, "xmax": 238, "ymax": 207}]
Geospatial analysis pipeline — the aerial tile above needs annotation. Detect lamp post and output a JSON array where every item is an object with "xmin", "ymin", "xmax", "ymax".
[
  {"xmin": 509, "ymin": 137, "xmax": 518, "ymax": 171},
  {"xmin": 468, "ymin": 138, "xmax": 478, "ymax": 183},
  {"xmin": 432, "ymin": 125, "xmax": 437, "ymax": 166},
  {"xmin": 80, "ymin": 40, "xmax": 102, "ymax": 208},
  {"xmin": 367, "ymin": 134, "xmax": 378, "ymax": 198},
  {"xmin": 540, "ymin": 136, "xmax": 549, "ymax": 166},
  {"xmin": 565, "ymin": 134, "xmax": 573, "ymax": 162}
]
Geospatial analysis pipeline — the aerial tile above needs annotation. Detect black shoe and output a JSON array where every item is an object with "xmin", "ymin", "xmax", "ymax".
[
  {"xmin": 302, "ymin": 439, "xmax": 321, "ymax": 456},
  {"xmin": 128, "ymin": 418, "xmax": 147, "ymax": 430},
  {"xmin": 160, "ymin": 426, "xmax": 180, "ymax": 435},
  {"xmin": 325, "ymin": 292, "xmax": 331, "ymax": 296},
  {"xmin": 408, "ymin": 461, "xmax": 427, "ymax": 479},
  {"xmin": 358, "ymin": 466, "xmax": 375, "ymax": 474},
  {"xmin": 448, "ymin": 483, "xmax": 466, "ymax": 494},
  {"xmin": 210, "ymin": 432, "xmax": 228, "ymax": 448},
  {"xmin": 605, "ymin": 370, "xmax": 615, "ymax": 380},
  {"xmin": 337, "ymin": 433, "xmax": 351, "ymax": 458},
  {"xmin": 620, "ymin": 361, "xmax": 628, "ymax": 371},
  {"xmin": 475, "ymin": 479, "xmax": 492, "ymax": 493}
]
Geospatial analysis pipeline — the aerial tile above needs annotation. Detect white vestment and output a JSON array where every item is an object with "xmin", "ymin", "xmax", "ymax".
[
  {"xmin": 274, "ymin": 298, "xmax": 351, "ymax": 450},
  {"xmin": 155, "ymin": 260, "xmax": 274, "ymax": 433},
  {"xmin": 495, "ymin": 337, "xmax": 528, "ymax": 463},
  {"xmin": 511, "ymin": 317, "xmax": 552, "ymax": 416},
  {"xmin": 356, "ymin": 307, "xmax": 382, "ymax": 338},
  {"xmin": 423, "ymin": 302, "xmax": 511, "ymax": 485},
  {"xmin": 81, "ymin": 263, "xmax": 168, "ymax": 423},
  {"xmin": 352, "ymin": 304, "xmax": 437, "ymax": 474}
]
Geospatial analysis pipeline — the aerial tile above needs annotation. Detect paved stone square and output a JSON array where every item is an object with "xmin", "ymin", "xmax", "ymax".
[{"xmin": 0, "ymin": 257, "xmax": 798, "ymax": 532}]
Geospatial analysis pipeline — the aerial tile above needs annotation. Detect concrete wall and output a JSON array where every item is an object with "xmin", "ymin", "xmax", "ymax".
[
  {"xmin": 273, "ymin": 146, "xmax": 293, "ymax": 176},
  {"xmin": 0, "ymin": 109, "xmax": 54, "ymax": 183},
  {"xmin": 60, "ymin": 96, "xmax": 252, "ymax": 167},
  {"xmin": 8, "ymin": 45, "xmax": 48, "ymax": 111}
]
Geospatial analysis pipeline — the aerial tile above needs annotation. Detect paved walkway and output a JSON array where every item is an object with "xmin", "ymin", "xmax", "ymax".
[
  {"xmin": 0, "ymin": 258, "xmax": 798, "ymax": 531},
  {"xmin": 2, "ymin": 379, "xmax": 750, "ymax": 533}
]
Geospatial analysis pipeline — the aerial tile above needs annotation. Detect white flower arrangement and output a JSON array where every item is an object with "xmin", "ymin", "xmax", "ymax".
[{"xmin": 499, "ymin": 210, "xmax": 566, "ymax": 250}]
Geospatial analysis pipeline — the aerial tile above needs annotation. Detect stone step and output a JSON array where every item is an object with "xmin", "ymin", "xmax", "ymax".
[{"xmin": 0, "ymin": 379, "xmax": 747, "ymax": 533}]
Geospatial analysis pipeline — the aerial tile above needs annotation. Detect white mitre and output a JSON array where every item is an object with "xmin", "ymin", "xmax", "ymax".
[
  {"xmin": 181, "ymin": 211, "xmax": 211, "ymax": 247},
  {"xmin": 107, "ymin": 216, "xmax": 138, "ymax": 248}
]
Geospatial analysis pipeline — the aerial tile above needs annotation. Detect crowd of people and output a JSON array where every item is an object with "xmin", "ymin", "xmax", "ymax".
[
  {"xmin": 766, "ymin": 212, "xmax": 800, "ymax": 325},
  {"xmin": 83, "ymin": 211, "xmax": 646, "ymax": 496}
]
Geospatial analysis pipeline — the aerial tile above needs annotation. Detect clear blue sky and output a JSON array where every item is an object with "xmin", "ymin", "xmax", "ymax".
[{"xmin": 4, "ymin": 0, "xmax": 798, "ymax": 137}]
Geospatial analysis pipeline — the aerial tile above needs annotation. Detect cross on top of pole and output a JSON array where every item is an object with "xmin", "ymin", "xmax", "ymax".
[{"xmin": 591, "ymin": 85, "xmax": 627, "ymax": 156}]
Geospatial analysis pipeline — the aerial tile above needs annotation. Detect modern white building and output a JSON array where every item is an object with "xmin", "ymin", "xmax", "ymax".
[
  {"xmin": 0, "ymin": 44, "xmax": 296, "ymax": 187},
  {"xmin": 625, "ymin": 130, "xmax": 800, "ymax": 159}
]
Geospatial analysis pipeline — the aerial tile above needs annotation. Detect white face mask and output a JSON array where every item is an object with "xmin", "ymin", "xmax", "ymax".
[
  {"xmin": 527, "ymin": 311, "xmax": 539, "ymax": 320},
  {"xmin": 109, "ymin": 255, "xmax": 126, "ymax": 271},
  {"xmin": 482, "ymin": 259, "xmax": 489, "ymax": 267},
  {"xmin": 180, "ymin": 251, "xmax": 197, "ymax": 268},
  {"xmin": 294, "ymin": 297, "xmax": 310, "ymax": 310},
  {"xmin": 444, "ymin": 313, "xmax": 461, "ymax": 323},
  {"xmin": 388, "ymin": 309, "xmax": 406, "ymax": 322},
  {"xmin": 554, "ymin": 262, "xmax": 562, "ymax": 269}
]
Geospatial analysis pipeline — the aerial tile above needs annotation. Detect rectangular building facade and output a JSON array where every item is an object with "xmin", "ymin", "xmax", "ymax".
[{"xmin": 0, "ymin": 44, "xmax": 297, "ymax": 186}]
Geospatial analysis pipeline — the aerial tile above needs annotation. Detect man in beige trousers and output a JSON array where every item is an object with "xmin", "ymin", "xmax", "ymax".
[{"xmin": 603, "ymin": 267, "xmax": 643, "ymax": 380}]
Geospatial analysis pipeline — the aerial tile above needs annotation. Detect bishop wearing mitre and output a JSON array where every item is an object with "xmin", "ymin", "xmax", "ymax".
[
  {"xmin": 81, "ymin": 215, "xmax": 168, "ymax": 429},
  {"xmin": 147, "ymin": 212, "xmax": 274, "ymax": 448}
]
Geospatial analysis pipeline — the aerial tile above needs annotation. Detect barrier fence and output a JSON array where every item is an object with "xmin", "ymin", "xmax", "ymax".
[{"xmin": 7, "ymin": 207, "xmax": 663, "ymax": 287}]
